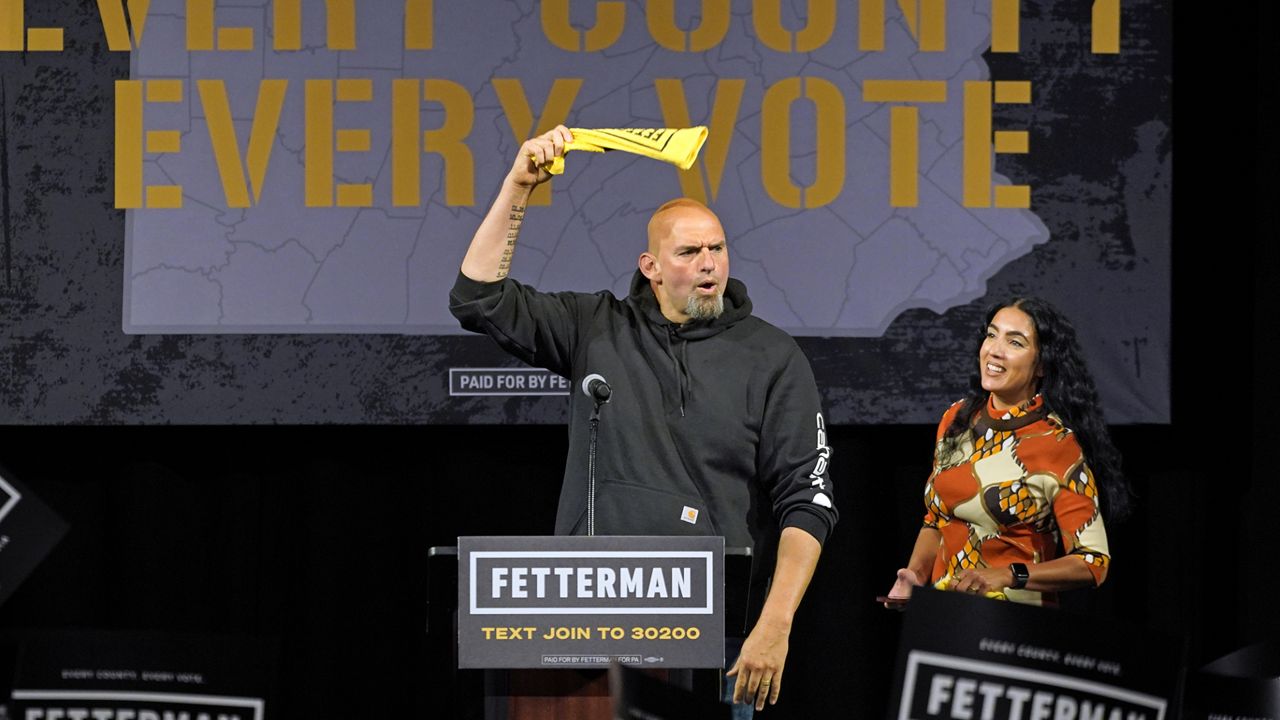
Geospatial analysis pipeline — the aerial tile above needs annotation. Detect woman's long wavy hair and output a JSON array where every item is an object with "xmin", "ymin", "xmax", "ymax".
[{"xmin": 944, "ymin": 297, "xmax": 1133, "ymax": 521}]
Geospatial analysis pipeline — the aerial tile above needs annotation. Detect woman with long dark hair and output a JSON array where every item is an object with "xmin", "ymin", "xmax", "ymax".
[{"xmin": 885, "ymin": 297, "xmax": 1131, "ymax": 605}]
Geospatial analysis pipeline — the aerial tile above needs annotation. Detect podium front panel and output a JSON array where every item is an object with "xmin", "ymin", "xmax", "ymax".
[{"xmin": 458, "ymin": 536, "xmax": 724, "ymax": 669}]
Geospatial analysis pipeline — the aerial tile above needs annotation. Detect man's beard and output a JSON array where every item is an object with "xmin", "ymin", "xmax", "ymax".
[{"xmin": 685, "ymin": 292, "xmax": 724, "ymax": 320}]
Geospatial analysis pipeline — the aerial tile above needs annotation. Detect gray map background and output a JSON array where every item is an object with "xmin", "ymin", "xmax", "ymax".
[
  {"xmin": 0, "ymin": 0, "xmax": 1169, "ymax": 424},
  {"xmin": 123, "ymin": 0, "xmax": 1046, "ymax": 337}
]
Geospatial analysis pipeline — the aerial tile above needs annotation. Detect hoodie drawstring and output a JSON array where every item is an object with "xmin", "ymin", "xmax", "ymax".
[{"xmin": 665, "ymin": 326, "xmax": 691, "ymax": 417}]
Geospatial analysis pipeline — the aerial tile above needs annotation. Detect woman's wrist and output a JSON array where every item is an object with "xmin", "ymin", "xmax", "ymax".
[{"xmin": 1008, "ymin": 562, "xmax": 1030, "ymax": 589}]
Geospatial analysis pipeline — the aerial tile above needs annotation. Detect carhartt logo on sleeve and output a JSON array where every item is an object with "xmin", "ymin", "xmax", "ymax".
[
  {"xmin": 809, "ymin": 412, "xmax": 830, "ymax": 491},
  {"xmin": 681, "ymin": 506, "xmax": 699, "ymax": 525}
]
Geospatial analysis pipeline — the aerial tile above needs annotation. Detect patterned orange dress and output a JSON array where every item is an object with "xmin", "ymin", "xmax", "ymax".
[{"xmin": 922, "ymin": 394, "xmax": 1110, "ymax": 605}]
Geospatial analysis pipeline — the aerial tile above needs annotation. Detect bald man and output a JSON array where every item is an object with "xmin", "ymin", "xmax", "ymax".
[{"xmin": 450, "ymin": 127, "xmax": 837, "ymax": 713}]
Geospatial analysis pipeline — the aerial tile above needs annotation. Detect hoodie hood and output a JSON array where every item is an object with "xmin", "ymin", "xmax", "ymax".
[
  {"xmin": 626, "ymin": 268, "xmax": 752, "ymax": 338},
  {"xmin": 626, "ymin": 268, "xmax": 753, "ymax": 416}
]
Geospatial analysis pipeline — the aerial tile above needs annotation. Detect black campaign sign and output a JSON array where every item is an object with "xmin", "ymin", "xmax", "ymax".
[
  {"xmin": 890, "ymin": 589, "xmax": 1183, "ymax": 720},
  {"xmin": 0, "ymin": 466, "xmax": 68, "ymax": 606},
  {"xmin": 10, "ymin": 630, "xmax": 274, "ymax": 720},
  {"xmin": 458, "ymin": 536, "xmax": 724, "ymax": 669},
  {"xmin": 1185, "ymin": 642, "xmax": 1280, "ymax": 720},
  {"xmin": 902, "ymin": 651, "xmax": 1166, "ymax": 720},
  {"xmin": 15, "ymin": 691, "xmax": 262, "ymax": 720}
]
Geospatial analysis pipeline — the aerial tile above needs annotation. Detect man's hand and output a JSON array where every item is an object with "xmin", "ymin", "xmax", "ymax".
[
  {"xmin": 727, "ymin": 615, "xmax": 790, "ymax": 711},
  {"xmin": 508, "ymin": 125, "xmax": 573, "ymax": 189},
  {"xmin": 724, "ymin": 527, "xmax": 821, "ymax": 711}
]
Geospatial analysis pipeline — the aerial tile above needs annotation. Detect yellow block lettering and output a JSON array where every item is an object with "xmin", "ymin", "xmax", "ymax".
[
  {"xmin": 187, "ymin": 0, "xmax": 253, "ymax": 51},
  {"xmin": 761, "ymin": 77, "xmax": 845, "ymax": 208},
  {"xmin": 541, "ymin": 0, "xmax": 624, "ymax": 52},
  {"xmin": 1092, "ymin": 0, "xmax": 1120, "ymax": 53},
  {"xmin": 198, "ymin": 79, "xmax": 287, "ymax": 208},
  {"xmin": 991, "ymin": 0, "xmax": 1019, "ymax": 53},
  {"xmin": 654, "ymin": 78, "xmax": 743, "ymax": 204},
  {"xmin": 862, "ymin": 80, "xmax": 947, "ymax": 207},
  {"xmin": 405, "ymin": 0, "xmax": 433, "ymax": 49},
  {"xmin": 96, "ymin": 0, "xmax": 150, "ymax": 51},
  {"xmin": 393, "ymin": 80, "xmax": 477, "ymax": 207},
  {"xmin": 273, "ymin": 0, "xmax": 355, "ymax": 51},
  {"xmin": 859, "ymin": 0, "xmax": 946, "ymax": 52},
  {"xmin": 963, "ymin": 80, "xmax": 1032, "ymax": 208},
  {"xmin": 753, "ymin": 0, "xmax": 834, "ymax": 52},
  {"xmin": 304, "ymin": 79, "xmax": 374, "ymax": 208},
  {"xmin": 647, "ymin": 0, "xmax": 730, "ymax": 52},
  {"xmin": 115, "ymin": 79, "xmax": 184, "ymax": 208},
  {"xmin": 0, "ymin": 0, "xmax": 63, "ymax": 51},
  {"xmin": 423, "ymin": 80, "xmax": 475, "ymax": 207},
  {"xmin": 762, "ymin": 78, "xmax": 801, "ymax": 208}
]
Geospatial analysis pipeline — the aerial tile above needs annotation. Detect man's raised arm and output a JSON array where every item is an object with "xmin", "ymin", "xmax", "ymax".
[{"xmin": 460, "ymin": 126, "xmax": 573, "ymax": 282}]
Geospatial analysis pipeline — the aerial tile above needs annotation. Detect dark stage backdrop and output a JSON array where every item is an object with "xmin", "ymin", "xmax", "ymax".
[
  {"xmin": 0, "ymin": 421, "xmax": 1272, "ymax": 720},
  {"xmin": 0, "ymin": 0, "xmax": 1168, "ymax": 424}
]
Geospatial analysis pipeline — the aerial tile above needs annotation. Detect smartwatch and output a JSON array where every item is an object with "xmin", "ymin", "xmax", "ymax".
[{"xmin": 1009, "ymin": 563, "xmax": 1030, "ymax": 590}]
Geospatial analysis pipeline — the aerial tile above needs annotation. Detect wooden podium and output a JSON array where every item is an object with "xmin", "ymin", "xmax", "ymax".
[{"xmin": 427, "ymin": 539, "xmax": 751, "ymax": 720}]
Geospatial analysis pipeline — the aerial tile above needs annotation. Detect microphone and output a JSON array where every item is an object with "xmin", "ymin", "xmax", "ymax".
[{"xmin": 581, "ymin": 373, "xmax": 612, "ymax": 404}]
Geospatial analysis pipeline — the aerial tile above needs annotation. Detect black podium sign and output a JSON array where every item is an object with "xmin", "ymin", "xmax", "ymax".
[
  {"xmin": 890, "ymin": 589, "xmax": 1184, "ymax": 720},
  {"xmin": 1184, "ymin": 641, "xmax": 1280, "ymax": 720},
  {"xmin": 458, "ymin": 536, "xmax": 724, "ymax": 669},
  {"xmin": 8, "ymin": 630, "xmax": 274, "ymax": 720},
  {"xmin": 0, "ymin": 466, "xmax": 68, "ymax": 606}
]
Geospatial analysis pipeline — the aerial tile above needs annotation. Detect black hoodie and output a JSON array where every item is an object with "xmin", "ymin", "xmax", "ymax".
[{"xmin": 450, "ymin": 270, "xmax": 838, "ymax": 608}]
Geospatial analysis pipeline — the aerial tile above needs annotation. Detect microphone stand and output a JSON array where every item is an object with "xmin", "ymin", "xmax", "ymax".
[
  {"xmin": 581, "ymin": 374, "xmax": 611, "ymax": 537},
  {"xmin": 587, "ymin": 399, "xmax": 601, "ymax": 536}
]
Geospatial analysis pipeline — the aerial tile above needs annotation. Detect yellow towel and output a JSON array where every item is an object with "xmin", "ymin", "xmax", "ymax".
[
  {"xmin": 933, "ymin": 574, "xmax": 1008, "ymax": 601},
  {"xmin": 541, "ymin": 127, "xmax": 708, "ymax": 175}
]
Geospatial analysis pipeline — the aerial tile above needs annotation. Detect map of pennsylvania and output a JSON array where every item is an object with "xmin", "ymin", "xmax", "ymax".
[{"xmin": 124, "ymin": 0, "xmax": 1047, "ymax": 336}]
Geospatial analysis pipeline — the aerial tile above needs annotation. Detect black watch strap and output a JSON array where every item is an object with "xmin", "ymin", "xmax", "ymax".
[{"xmin": 1009, "ymin": 562, "xmax": 1030, "ymax": 589}]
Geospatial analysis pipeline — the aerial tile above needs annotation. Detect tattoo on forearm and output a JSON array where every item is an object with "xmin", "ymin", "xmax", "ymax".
[{"xmin": 497, "ymin": 204, "xmax": 525, "ymax": 279}]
